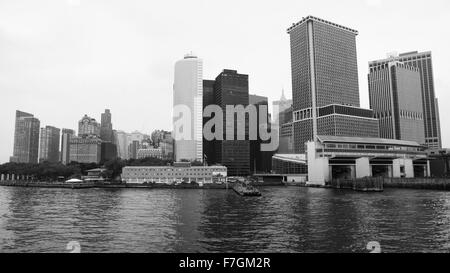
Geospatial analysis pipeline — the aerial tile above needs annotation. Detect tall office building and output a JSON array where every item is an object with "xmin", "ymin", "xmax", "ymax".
[
  {"xmin": 369, "ymin": 61, "xmax": 425, "ymax": 144},
  {"xmin": 10, "ymin": 110, "xmax": 40, "ymax": 164},
  {"xmin": 212, "ymin": 69, "xmax": 250, "ymax": 176},
  {"xmin": 78, "ymin": 114, "xmax": 101, "ymax": 137},
  {"xmin": 128, "ymin": 140, "xmax": 140, "ymax": 160},
  {"xmin": 173, "ymin": 53, "xmax": 203, "ymax": 162},
  {"xmin": 71, "ymin": 115, "xmax": 102, "ymax": 163},
  {"xmin": 114, "ymin": 130, "xmax": 130, "ymax": 160},
  {"xmin": 273, "ymin": 90, "xmax": 294, "ymax": 154},
  {"xmin": 100, "ymin": 109, "xmax": 114, "ymax": 142},
  {"xmin": 369, "ymin": 51, "xmax": 442, "ymax": 149},
  {"xmin": 287, "ymin": 16, "xmax": 379, "ymax": 153},
  {"xmin": 160, "ymin": 133, "xmax": 174, "ymax": 160},
  {"xmin": 69, "ymin": 136, "xmax": 102, "ymax": 164},
  {"xmin": 60, "ymin": 128, "xmax": 75, "ymax": 165},
  {"xmin": 39, "ymin": 126, "xmax": 61, "ymax": 163},
  {"xmin": 202, "ymin": 80, "xmax": 216, "ymax": 165},
  {"xmin": 272, "ymin": 89, "xmax": 293, "ymax": 125},
  {"xmin": 250, "ymin": 94, "xmax": 273, "ymax": 173},
  {"xmin": 101, "ymin": 142, "xmax": 118, "ymax": 162}
]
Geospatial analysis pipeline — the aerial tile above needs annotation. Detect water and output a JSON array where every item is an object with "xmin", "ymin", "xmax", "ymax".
[{"xmin": 0, "ymin": 186, "xmax": 450, "ymax": 253}]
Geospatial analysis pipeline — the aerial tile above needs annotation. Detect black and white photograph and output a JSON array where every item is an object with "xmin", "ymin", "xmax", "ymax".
[{"xmin": 1, "ymin": 0, "xmax": 450, "ymax": 263}]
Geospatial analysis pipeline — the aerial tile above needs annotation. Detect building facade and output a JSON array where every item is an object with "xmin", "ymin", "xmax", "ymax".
[
  {"xmin": 101, "ymin": 142, "xmax": 118, "ymax": 162},
  {"xmin": 122, "ymin": 164, "xmax": 227, "ymax": 184},
  {"xmin": 203, "ymin": 79, "xmax": 216, "ymax": 165},
  {"xmin": 272, "ymin": 89, "xmax": 293, "ymax": 126},
  {"xmin": 10, "ymin": 110, "xmax": 40, "ymax": 164},
  {"xmin": 211, "ymin": 69, "xmax": 251, "ymax": 176},
  {"xmin": 114, "ymin": 130, "xmax": 130, "ymax": 160},
  {"xmin": 100, "ymin": 109, "xmax": 114, "ymax": 142},
  {"xmin": 173, "ymin": 53, "xmax": 203, "ymax": 162},
  {"xmin": 272, "ymin": 154, "xmax": 308, "ymax": 175},
  {"xmin": 60, "ymin": 128, "xmax": 75, "ymax": 165},
  {"xmin": 249, "ymin": 94, "xmax": 273, "ymax": 173},
  {"xmin": 137, "ymin": 148, "xmax": 163, "ymax": 159},
  {"xmin": 369, "ymin": 61, "xmax": 425, "ymax": 144},
  {"xmin": 369, "ymin": 51, "xmax": 442, "ymax": 149},
  {"xmin": 160, "ymin": 134, "xmax": 174, "ymax": 160},
  {"xmin": 278, "ymin": 123, "xmax": 294, "ymax": 154},
  {"xmin": 128, "ymin": 140, "xmax": 140, "ymax": 160},
  {"xmin": 287, "ymin": 16, "xmax": 379, "ymax": 153},
  {"xmin": 307, "ymin": 136, "xmax": 430, "ymax": 185},
  {"xmin": 78, "ymin": 115, "xmax": 101, "ymax": 137},
  {"xmin": 39, "ymin": 126, "xmax": 60, "ymax": 163},
  {"xmin": 69, "ymin": 136, "xmax": 102, "ymax": 164},
  {"xmin": 428, "ymin": 149, "xmax": 450, "ymax": 177}
]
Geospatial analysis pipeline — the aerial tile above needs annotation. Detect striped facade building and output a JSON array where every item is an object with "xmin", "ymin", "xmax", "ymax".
[
  {"xmin": 368, "ymin": 61, "xmax": 425, "ymax": 144},
  {"xmin": 287, "ymin": 16, "xmax": 379, "ymax": 153},
  {"xmin": 369, "ymin": 51, "xmax": 442, "ymax": 149}
]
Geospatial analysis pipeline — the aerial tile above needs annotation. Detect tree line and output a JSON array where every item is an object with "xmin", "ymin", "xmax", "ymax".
[{"xmin": 0, "ymin": 157, "xmax": 174, "ymax": 182}]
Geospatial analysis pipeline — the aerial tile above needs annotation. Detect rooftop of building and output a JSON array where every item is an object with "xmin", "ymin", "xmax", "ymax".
[
  {"xmin": 272, "ymin": 154, "xmax": 306, "ymax": 164},
  {"xmin": 184, "ymin": 52, "xmax": 198, "ymax": 59},
  {"xmin": 369, "ymin": 51, "xmax": 432, "ymax": 65},
  {"xmin": 317, "ymin": 135, "xmax": 422, "ymax": 147},
  {"xmin": 287, "ymin": 15, "xmax": 358, "ymax": 35},
  {"xmin": 369, "ymin": 61, "xmax": 420, "ymax": 72}
]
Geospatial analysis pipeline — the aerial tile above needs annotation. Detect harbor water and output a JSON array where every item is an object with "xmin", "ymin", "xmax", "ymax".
[{"xmin": 0, "ymin": 186, "xmax": 450, "ymax": 253}]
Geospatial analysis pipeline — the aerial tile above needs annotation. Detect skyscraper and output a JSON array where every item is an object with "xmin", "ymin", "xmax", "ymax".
[
  {"xmin": 173, "ymin": 53, "xmax": 203, "ymax": 162},
  {"xmin": 69, "ymin": 136, "xmax": 102, "ymax": 164},
  {"xmin": 202, "ymin": 79, "xmax": 216, "ymax": 165},
  {"xmin": 369, "ymin": 51, "xmax": 442, "ymax": 149},
  {"xmin": 60, "ymin": 128, "xmax": 75, "ymax": 165},
  {"xmin": 71, "ymin": 114, "xmax": 102, "ymax": 163},
  {"xmin": 99, "ymin": 109, "xmax": 117, "ymax": 161},
  {"xmin": 78, "ymin": 114, "xmax": 101, "ymax": 137},
  {"xmin": 273, "ymin": 90, "xmax": 294, "ymax": 154},
  {"xmin": 114, "ymin": 130, "xmax": 130, "ymax": 160},
  {"xmin": 212, "ymin": 69, "xmax": 250, "ymax": 176},
  {"xmin": 287, "ymin": 16, "xmax": 379, "ymax": 153},
  {"xmin": 10, "ymin": 110, "xmax": 40, "ymax": 164},
  {"xmin": 39, "ymin": 126, "xmax": 61, "ymax": 163},
  {"xmin": 100, "ymin": 109, "xmax": 114, "ymax": 142},
  {"xmin": 272, "ymin": 89, "xmax": 292, "ymax": 126},
  {"xmin": 101, "ymin": 142, "xmax": 118, "ymax": 162},
  {"xmin": 369, "ymin": 61, "xmax": 425, "ymax": 144},
  {"xmin": 128, "ymin": 140, "xmax": 140, "ymax": 160},
  {"xmin": 250, "ymin": 94, "xmax": 273, "ymax": 173}
]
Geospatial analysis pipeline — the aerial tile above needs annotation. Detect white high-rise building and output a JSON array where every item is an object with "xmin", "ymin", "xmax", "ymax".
[
  {"xmin": 114, "ymin": 130, "xmax": 130, "ymax": 160},
  {"xmin": 173, "ymin": 53, "xmax": 203, "ymax": 162}
]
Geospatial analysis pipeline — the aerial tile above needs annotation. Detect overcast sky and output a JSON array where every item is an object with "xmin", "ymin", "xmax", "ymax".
[{"xmin": 1, "ymin": 0, "xmax": 449, "ymax": 163}]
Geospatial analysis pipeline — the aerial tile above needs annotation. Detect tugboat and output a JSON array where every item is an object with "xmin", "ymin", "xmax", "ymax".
[{"xmin": 232, "ymin": 179, "xmax": 261, "ymax": 197}]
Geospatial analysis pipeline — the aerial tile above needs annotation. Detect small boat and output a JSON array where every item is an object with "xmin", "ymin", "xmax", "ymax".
[{"xmin": 232, "ymin": 181, "xmax": 261, "ymax": 197}]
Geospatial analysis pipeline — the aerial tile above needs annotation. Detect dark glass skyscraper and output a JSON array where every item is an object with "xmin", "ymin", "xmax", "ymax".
[
  {"xmin": 202, "ymin": 80, "xmax": 216, "ymax": 165},
  {"xmin": 287, "ymin": 16, "xmax": 379, "ymax": 153},
  {"xmin": 369, "ymin": 51, "xmax": 442, "ymax": 149},
  {"xmin": 100, "ymin": 109, "xmax": 114, "ymax": 142},
  {"xmin": 203, "ymin": 70, "xmax": 250, "ymax": 176},
  {"xmin": 249, "ymin": 94, "xmax": 273, "ymax": 174},
  {"xmin": 10, "ymin": 110, "xmax": 40, "ymax": 164}
]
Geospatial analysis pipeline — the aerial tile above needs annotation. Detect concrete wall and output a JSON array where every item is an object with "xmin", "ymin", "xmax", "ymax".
[
  {"xmin": 356, "ymin": 157, "xmax": 371, "ymax": 178},
  {"xmin": 307, "ymin": 141, "xmax": 329, "ymax": 186},
  {"xmin": 393, "ymin": 158, "xmax": 414, "ymax": 178}
]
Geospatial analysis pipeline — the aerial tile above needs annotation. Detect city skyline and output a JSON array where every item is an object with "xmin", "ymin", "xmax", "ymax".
[{"xmin": 1, "ymin": 0, "xmax": 450, "ymax": 163}]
